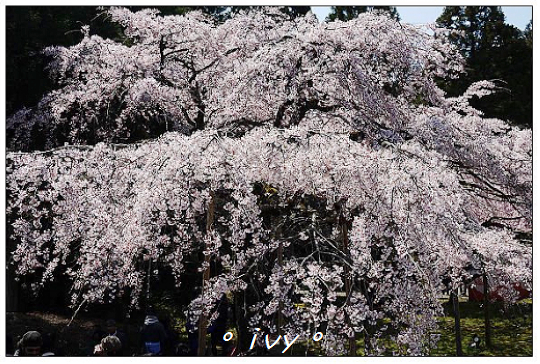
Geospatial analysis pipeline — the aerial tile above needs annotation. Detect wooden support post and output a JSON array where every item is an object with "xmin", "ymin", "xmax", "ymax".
[
  {"xmin": 451, "ymin": 291, "xmax": 463, "ymax": 356},
  {"xmin": 339, "ymin": 204, "xmax": 356, "ymax": 356},
  {"xmin": 146, "ymin": 258, "xmax": 152, "ymax": 302},
  {"xmin": 197, "ymin": 191, "xmax": 215, "ymax": 356},
  {"xmin": 277, "ymin": 240, "xmax": 284, "ymax": 337},
  {"xmin": 483, "ymin": 272, "xmax": 492, "ymax": 349}
]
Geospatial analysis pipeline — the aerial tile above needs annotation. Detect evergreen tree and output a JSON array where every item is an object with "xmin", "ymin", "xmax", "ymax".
[
  {"xmin": 282, "ymin": 6, "xmax": 312, "ymax": 19},
  {"xmin": 524, "ymin": 19, "xmax": 532, "ymax": 47},
  {"xmin": 436, "ymin": 6, "xmax": 532, "ymax": 128}
]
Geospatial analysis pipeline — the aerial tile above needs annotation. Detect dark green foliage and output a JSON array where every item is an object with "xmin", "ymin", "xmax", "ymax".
[
  {"xmin": 436, "ymin": 7, "xmax": 532, "ymax": 128},
  {"xmin": 524, "ymin": 20, "xmax": 532, "ymax": 47},
  {"xmin": 327, "ymin": 6, "xmax": 400, "ymax": 22},
  {"xmin": 279, "ymin": 6, "xmax": 312, "ymax": 19}
]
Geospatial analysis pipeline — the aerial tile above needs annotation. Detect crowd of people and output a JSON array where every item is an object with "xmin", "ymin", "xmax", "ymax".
[{"xmin": 6, "ymin": 302, "xmax": 232, "ymax": 357}]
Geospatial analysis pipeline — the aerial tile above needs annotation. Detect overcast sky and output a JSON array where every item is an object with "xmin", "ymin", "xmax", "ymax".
[{"xmin": 311, "ymin": 6, "xmax": 532, "ymax": 30}]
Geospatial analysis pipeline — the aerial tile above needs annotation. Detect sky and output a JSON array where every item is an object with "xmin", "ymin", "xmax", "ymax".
[{"xmin": 311, "ymin": 6, "xmax": 532, "ymax": 30}]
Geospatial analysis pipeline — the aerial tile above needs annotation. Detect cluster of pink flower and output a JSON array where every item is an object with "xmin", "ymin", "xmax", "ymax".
[{"xmin": 6, "ymin": 7, "xmax": 531, "ymax": 355}]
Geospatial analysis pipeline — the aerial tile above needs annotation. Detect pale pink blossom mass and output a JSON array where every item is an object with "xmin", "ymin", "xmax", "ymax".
[{"xmin": 6, "ymin": 7, "xmax": 531, "ymax": 355}]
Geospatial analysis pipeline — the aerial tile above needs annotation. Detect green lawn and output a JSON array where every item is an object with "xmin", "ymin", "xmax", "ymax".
[
  {"xmin": 350, "ymin": 299, "xmax": 533, "ymax": 356},
  {"xmin": 431, "ymin": 299, "xmax": 532, "ymax": 356},
  {"xmin": 181, "ymin": 298, "xmax": 532, "ymax": 356},
  {"xmin": 246, "ymin": 299, "xmax": 532, "ymax": 356}
]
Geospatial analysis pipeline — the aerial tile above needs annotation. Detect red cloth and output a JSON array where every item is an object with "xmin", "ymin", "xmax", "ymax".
[{"xmin": 468, "ymin": 277, "xmax": 530, "ymax": 302}]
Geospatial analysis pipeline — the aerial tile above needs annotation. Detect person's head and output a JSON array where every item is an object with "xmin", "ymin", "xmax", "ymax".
[
  {"xmin": 18, "ymin": 331, "xmax": 42, "ymax": 356},
  {"xmin": 105, "ymin": 319, "xmax": 117, "ymax": 335},
  {"xmin": 96, "ymin": 335, "xmax": 122, "ymax": 356},
  {"xmin": 145, "ymin": 306, "xmax": 156, "ymax": 317}
]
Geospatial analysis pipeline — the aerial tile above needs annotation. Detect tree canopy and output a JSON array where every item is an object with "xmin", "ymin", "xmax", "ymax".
[
  {"xmin": 5, "ymin": 6, "xmax": 311, "ymax": 120},
  {"xmin": 6, "ymin": 7, "xmax": 532, "ymax": 356}
]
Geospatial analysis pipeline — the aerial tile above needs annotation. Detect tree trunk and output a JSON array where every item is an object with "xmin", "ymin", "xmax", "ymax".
[
  {"xmin": 364, "ymin": 330, "xmax": 371, "ymax": 356},
  {"xmin": 197, "ymin": 191, "xmax": 215, "ymax": 356},
  {"xmin": 231, "ymin": 290, "xmax": 247, "ymax": 353},
  {"xmin": 451, "ymin": 291, "xmax": 463, "ymax": 356},
  {"xmin": 483, "ymin": 273, "xmax": 492, "ymax": 349}
]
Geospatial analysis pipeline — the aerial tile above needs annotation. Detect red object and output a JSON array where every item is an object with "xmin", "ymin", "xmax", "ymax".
[{"xmin": 468, "ymin": 277, "xmax": 531, "ymax": 302}]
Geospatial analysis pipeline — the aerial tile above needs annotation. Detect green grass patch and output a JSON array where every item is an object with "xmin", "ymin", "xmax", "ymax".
[
  {"xmin": 141, "ymin": 296, "xmax": 534, "ymax": 356},
  {"xmin": 431, "ymin": 299, "xmax": 532, "ymax": 356}
]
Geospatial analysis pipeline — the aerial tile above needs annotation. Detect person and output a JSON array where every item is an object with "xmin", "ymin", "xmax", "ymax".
[
  {"xmin": 175, "ymin": 342, "xmax": 190, "ymax": 356},
  {"xmin": 94, "ymin": 335, "xmax": 122, "ymax": 356},
  {"xmin": 105, "ymin": 319, "xmax": 128, "ymax": 355},
  {"xmin": 140, "ymin": 307, "xmax": 168, "ymax": 355},
  {"xmin": 13, "ymin": 331, "xmax": 42, "ymax": 356}
]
